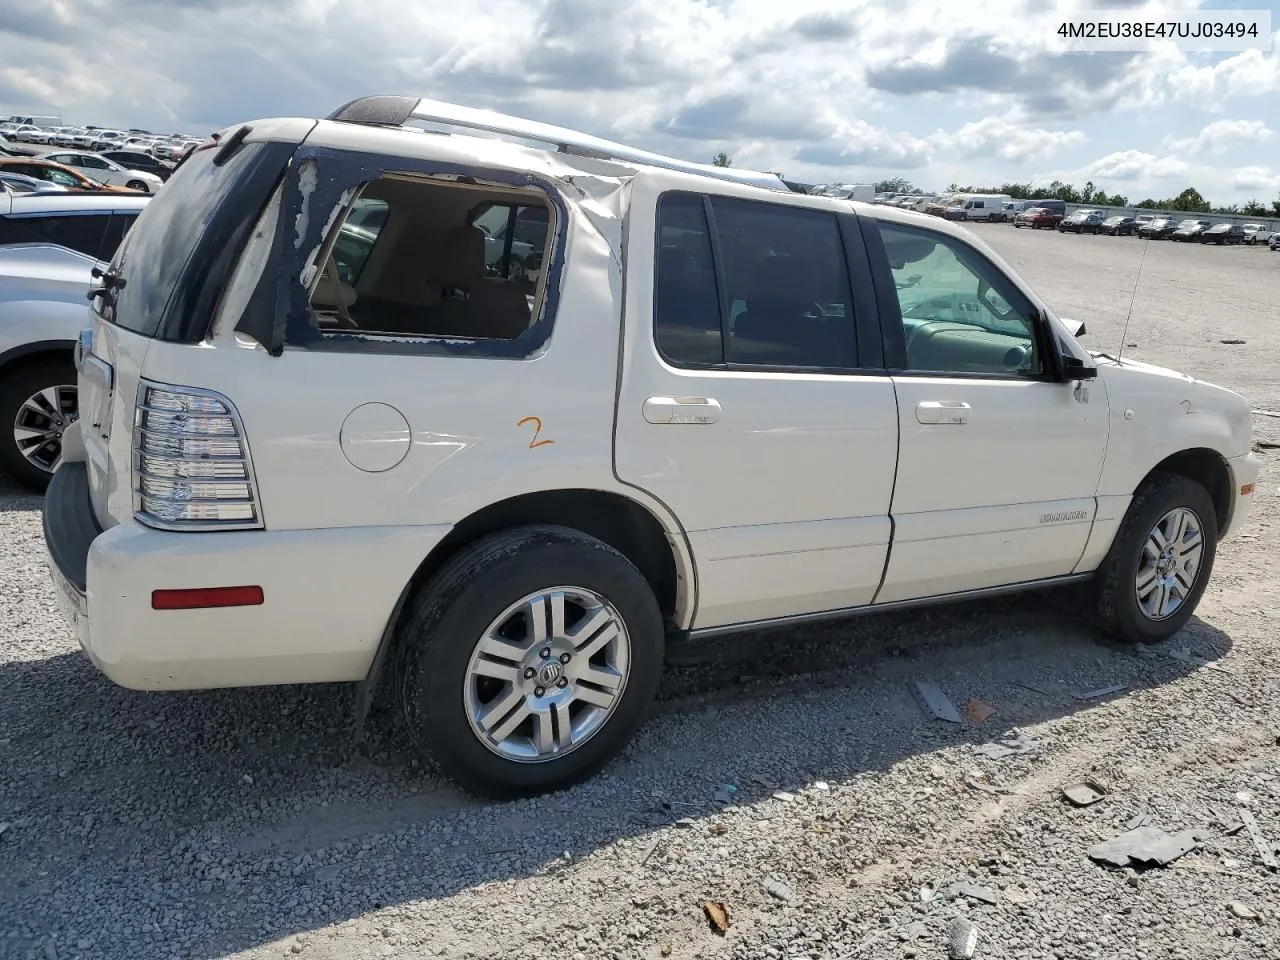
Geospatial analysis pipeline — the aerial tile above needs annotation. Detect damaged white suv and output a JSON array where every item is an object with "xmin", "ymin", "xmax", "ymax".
[{"xmin": 43, "ymin": 97, "xmax": 1259, "ymax": 799}]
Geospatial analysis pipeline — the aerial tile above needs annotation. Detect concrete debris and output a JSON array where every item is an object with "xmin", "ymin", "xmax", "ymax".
[
  {"xmin": 1074, "ymin": 683, "xmax": 1127, "ymax": 701},
  {"xmin": 1087, "ymin": 825, "xmax": 1209, "ymax": 868},
  {"xmin": 1061, "ymin": 780, "xmax": 1107, "ymax": 807},
  {"xmin": 897, "ymin": 920, "xmax": 927, "ymax": 942},
  {"xmin": 946, "ymin": 880, "xmax": 1000, "ymax": 904},
  {"xmin": 974, "ymin": 731, "xmax": 1040, "ymax": 760},
  {"xmin": 761, "ymin": 874, "xmax": 795, "ymax": 903},
  {"xmin": 771, "ymin": 791, "xmax": 796, "ymax": 803},
  {"xmin": 1127, "ymin": 813, "xmax": 1153, "ymax": 830},
  {"xmin": 913, "ymin": 680, "xmax": 963, "ymax": 723},
  {"xmin": 1238, "ymin": 808, "xmax": 1278, "ymax": 870},
  {"xmin": 1228, "ymin": 902, "xmax": 1258, "ymax": 920},
  {"xmin": 948, "ymin": 916, "xmax": 979, "ymax": 960}
]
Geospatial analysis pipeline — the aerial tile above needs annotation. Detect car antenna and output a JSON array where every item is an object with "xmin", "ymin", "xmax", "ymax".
[{"xmin": 1116, "ymin": 228, "xmax": 1151, "ymax": 361}]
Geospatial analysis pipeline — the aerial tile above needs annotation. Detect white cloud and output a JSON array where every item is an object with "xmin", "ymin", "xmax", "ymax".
[
  {"xmin": 1164, "ymin": 43, "xmax": 1280, "ymax": 110},
  {"xmin": 1162, "ymin": 119, "xmax": 1276, "ymax": 155},
  {"xmin": 1078, "ymin": 149, "xmax": 1189, "ymax": 182},
  {"xmin": 930, "ymin": 116, "xmax": 1087, "ymax": 162},
  {"xmin": 1231, "ymin": 166, "xmax": 1280, "ymax": 194}
]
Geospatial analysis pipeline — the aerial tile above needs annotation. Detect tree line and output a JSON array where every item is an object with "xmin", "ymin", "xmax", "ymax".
[{"xmin": 710, "ymin": 160, "xmax": 1280, "ymax": 217}]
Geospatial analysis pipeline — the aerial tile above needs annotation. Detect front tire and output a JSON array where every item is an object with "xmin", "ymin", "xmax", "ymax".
[
  {"xmin": 1093, "ymin": 473, "xmax": 1217, "ymax": 644},
  {"xmin": 396, "ymin": 524, "xmax": 665, "ymax": 799},
  {"xmin": 0, "ymin": 359, "xmax": 78, "ymax": 491}
]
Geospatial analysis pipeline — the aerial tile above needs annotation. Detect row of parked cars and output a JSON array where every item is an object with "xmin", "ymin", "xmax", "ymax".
[
  {"xmin": 1, "ymin": 118, "xmax": 203, "ymax": 164},
  {"xmin": 1013, "ymin": 206, "xmax": 1276, "ymax": 246}
]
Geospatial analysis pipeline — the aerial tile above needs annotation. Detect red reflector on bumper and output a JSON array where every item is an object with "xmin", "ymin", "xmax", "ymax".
[{"xmin": 151, "ymin": 586, "xmax": 264, "ymax": 610}]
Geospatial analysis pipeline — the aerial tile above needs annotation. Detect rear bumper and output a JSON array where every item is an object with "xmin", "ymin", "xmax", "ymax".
[{"xmin": 42, "ymin": 462, "xmax": 451, "ymax": 690}]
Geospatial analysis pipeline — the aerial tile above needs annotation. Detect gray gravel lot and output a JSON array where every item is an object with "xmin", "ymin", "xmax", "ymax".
[{"xmin": 1, "ymin": 224, "xmax": 1278, "ymax": 960}]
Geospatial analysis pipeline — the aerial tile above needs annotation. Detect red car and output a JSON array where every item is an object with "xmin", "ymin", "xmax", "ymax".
[{"xmin": 1012, "ymin": 206, "xmax": 1063, "ymax": 229}]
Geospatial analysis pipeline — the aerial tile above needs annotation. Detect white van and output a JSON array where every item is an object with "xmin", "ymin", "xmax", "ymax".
[
  {"xmin": 41, "ymin": 96, "xmax": 1259, "ymax": 799},
  {"xmin": 7, "ymin": 115, "xmax": 63, "ymax": 128},
  {"xmin": 945, "ymin": 194, "xmax": 1013, "ymax": 222}
]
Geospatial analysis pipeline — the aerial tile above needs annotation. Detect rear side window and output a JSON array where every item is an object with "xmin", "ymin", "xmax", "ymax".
[
  {"xmin": 654, "ymin": 192, "xmax": 858, "ymax": 370},
  {"xmin": 0, "ymin": 213, "xmax": 111, "ymax": 259},
  {"xmin": 305, "ymin": 178, "xmax": 553, "ymax": 342}
]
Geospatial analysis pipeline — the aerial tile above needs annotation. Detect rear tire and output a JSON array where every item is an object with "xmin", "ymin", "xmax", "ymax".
[
  {"xmin": 1092, "ymin": 473, "xmax": 1218, "ymax": 644},
  {"xmin": 396, "ymin": 524, "xmax": 665, "ymax": 799},
  {"xmin": 125, "ymin": 180, "xmax": 149, "ymax": 192},
  {"xmin": 0, "ymin": 359, "xmax": 78, "ymax": 491}
]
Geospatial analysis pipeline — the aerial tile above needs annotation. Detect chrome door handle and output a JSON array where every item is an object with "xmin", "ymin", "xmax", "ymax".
[
  {"xmin": 643, "ymin": 396, "xmax": 721, "ymax": 424},
  {"xmin": 915, "ymin": 400, "xmax": 970, "ymax": 424}
]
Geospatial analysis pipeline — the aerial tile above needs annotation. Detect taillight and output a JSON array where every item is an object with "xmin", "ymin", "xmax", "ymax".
[{"xmin": 132, "ymin": 381, "xmax": 263, "ymax": 530}]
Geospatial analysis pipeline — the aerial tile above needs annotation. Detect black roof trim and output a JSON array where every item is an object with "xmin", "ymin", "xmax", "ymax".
[{"xmin": 326, "ymin": 96, "xmax": 419, "ymax": 127}]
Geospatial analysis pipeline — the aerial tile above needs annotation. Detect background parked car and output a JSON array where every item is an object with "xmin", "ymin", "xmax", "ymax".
[
  {"xmin": 1138, "ymin": 217, "xmax": 1178, "ymax": 239},
  {"xmin": 1200, "ymin": 223, "xmax": 1244, "ymax": 245},
  {"xmin": 0, "ymin": 133, "xmax": 21, "ymax": 157},
  {"xmin": 98, "ymin": 150, "xmax": 172, "ymax": 181},
  {"xmin": 1171, "ymin": 218, "xmax": 1212, "ymax": 241},
  {"xmin": 40, "ymin": 150, "xmax": 164, "ymax": 192},
  {"xmin": 0, "ymin": 158, "xmax": 134, "ymax": 193},
  {"xmin": 1058, "ymin": 210, "xmax": 1105, "ymax": 233},
  {"xmin": 1013, "ymin": 206, "xmax": 1063, "ymax": 229},
  {"xmin": 0, "ymin": 172, "xmax": 71, "ymax": 195},
  {"xmin": 0, "ymin": 191, "xmax": 149, "ymax": 486},
  {"xmin": 1270, "ymin": 232, "xmax": 1280, "ymax": 251},
  {"xmin": 1099, "ymin": 215, "xmax": 1138, "ymax": 236},
  {"xmin": 1241, "ymin": 223, "xmax": 1273, "ymax": 245}
]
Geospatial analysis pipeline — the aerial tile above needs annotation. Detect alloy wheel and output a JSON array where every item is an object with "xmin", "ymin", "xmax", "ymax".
[
  {"xmin": 1134, "ymin": 507, "xmax": 1204, "ymax": 621},
  {"xmin": 463, "ymin": 586, "xmax": 630, "ymax": 763},
  {"xmin": 12, "ymin": 384, "xmax": 77, "ymax": 474}
]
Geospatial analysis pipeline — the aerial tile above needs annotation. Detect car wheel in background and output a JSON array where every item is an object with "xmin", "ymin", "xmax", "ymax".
[
  {"xmin": 0, "ymin": 358, "xmax": 78, "ymax": 491},
  {"xmin": 125, "ymin": 180, "xmax": 150, "ymax": 193}
]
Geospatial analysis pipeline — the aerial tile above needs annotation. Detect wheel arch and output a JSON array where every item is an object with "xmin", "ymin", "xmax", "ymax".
[
  {"xmin": 351, "ymin": 487, "xmax": 696, "ymax": 735},
  {"xmin": 1140, "ymin": 447, "xmax": 1232, "ymax": 539},
  {"xmin": 0, "ymin": 340, "xmax": 76, "ymax": 381}
]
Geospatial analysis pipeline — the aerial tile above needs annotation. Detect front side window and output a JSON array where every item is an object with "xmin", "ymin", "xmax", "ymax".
[
  {"xmin": 79, "ymin": 155, "xmax": 110, "ymax": 170},
  {"xmin": 653, "ymin": 191, "xmax": 858, "ymax": 370},
  {"xmin": 876, "ymin": 221, "xmax": 1041, "ymax": 377}
]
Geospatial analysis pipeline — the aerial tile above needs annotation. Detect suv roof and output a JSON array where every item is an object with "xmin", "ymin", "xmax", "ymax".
[{"xmin": 323, "ymin": 95, "xmax": 790, "ymax": 193}]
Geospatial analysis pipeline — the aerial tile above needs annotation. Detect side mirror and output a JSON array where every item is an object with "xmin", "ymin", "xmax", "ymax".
[
  {"xmin": 1062, "ymin": 354, "xmax": 1097, "ymax": 380},
  {"xmin": 1061, "ymin": 317, "xmax": 1087, "ymax": 337}
]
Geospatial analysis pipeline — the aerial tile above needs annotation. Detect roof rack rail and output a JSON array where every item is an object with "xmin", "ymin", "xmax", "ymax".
[{"xmin": 327, "ymin": 95, "xmax": 787, "ymax": 193}]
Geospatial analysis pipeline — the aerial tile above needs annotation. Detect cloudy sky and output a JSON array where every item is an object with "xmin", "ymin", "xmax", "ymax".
[{"xmin": 3, "ymin": 0, "xmax": 1278, "ymax": 205}]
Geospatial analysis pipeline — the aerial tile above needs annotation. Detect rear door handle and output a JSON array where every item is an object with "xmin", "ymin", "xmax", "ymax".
[
  {"xmin": 643, "ymin": 396, "xmax": 721, "ymax": 424},
  {"xmin": 915, "ymin": 400, "xmax": 970, "ymax": 424}
]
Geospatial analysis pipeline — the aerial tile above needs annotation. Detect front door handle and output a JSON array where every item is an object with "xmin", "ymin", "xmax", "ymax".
[
  {"xmin": 643, "ymin": 396, "xmax": 721, "ymax": 424},
  {"xmin": 915, "ymin": 400, "xmax": 970, "ymax": 424}
]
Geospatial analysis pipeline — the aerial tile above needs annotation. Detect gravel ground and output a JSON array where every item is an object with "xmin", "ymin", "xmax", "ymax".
[{"xmin": 1, "ymin": 226, "xmax": 1278, "ymax": 960}]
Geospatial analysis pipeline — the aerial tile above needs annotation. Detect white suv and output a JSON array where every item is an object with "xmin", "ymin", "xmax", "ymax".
[{"xmin": 42, "ymin": 97, "xmax": 1259, "ymax": 799}]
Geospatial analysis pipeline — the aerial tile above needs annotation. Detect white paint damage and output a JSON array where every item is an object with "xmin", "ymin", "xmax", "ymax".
[
  {"xmin": 299, "ymin": 186, "xmax": 355, "ymax": 291},
  {"xmin": 292, "ymin": 159, "xmax": 319, "ymax": 251}
]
